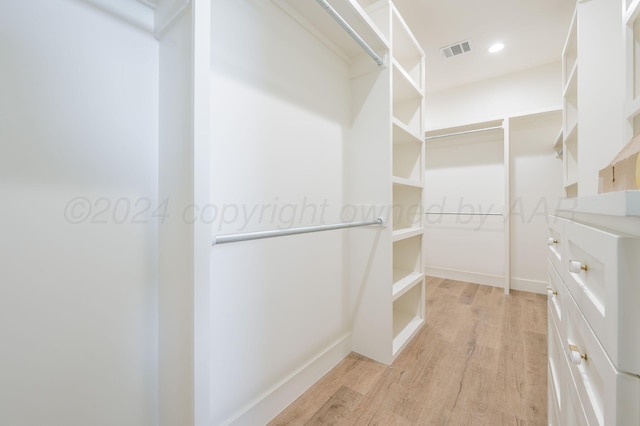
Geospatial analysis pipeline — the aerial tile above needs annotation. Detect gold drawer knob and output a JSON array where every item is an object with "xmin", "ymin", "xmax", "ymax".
[
  {"xmin": 547, "ymin": 237, "xmax": 559, "ymax": 245},
  {"xmin": 546, "ymin": 287, "xmax": 558, "ymax": 296},
  {"xmin": 568, "ymin": 343, "xmax": 588, "ymax": 364},
  {"xmin": 569, "ymin": 260, "xmax": 588, "ymax": 273}
]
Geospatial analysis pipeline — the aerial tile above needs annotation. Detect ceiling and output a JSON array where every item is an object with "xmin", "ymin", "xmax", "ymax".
[{"xmin": 393, "ymin": 0, "xmax": 576, "ymax": 94}]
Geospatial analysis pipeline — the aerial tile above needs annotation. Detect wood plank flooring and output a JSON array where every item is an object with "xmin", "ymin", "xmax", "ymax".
[{"xmin": 269, "ymin": 277, "xmax": 548, "ymax": 425}]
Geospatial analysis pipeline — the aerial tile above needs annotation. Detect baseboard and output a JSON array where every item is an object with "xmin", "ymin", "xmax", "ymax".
[
  {"xmin": 425, "ymin": 266, "xmax": 504, "ymax": 288},
  {"xmin": 425, "ymin": 267, "xmax": 547, "ymax": 295},
  {"xmin": 225, "ymin": 333, "xmax": 352, "ymax": 426},
  {"xmin": 510, "ymin": 277, "xmax": 547, "ymax": 294}
]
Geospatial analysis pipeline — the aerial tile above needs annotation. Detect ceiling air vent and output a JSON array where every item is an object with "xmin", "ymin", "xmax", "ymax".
[{"xmin": 440, "ymin": 41, "xmax": 471, "ymax": 58}]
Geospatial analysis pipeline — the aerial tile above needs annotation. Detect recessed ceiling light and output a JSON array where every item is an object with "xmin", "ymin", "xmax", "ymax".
[{"xmin": 489, "ymin": 42, "xmax": 504, "ymax": 53}]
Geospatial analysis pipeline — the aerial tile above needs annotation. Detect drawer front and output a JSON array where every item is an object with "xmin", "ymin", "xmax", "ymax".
[
  {"xmin": 547, "ymin": 216, "xmax": 566, "ymax": 281},
  {"xmin": 548, "ymin": 308, "xmax": 564, "ymax": 416},
  {"xmin": 564, "ymin": 292, "xmax": 640, "ymax": 426},
  {"xmin": 548, "ymin": 369, "xmax": 562, "ymax": 426},
  {"xmin": 547, "ymin": 259, "xmax": 565, "ymax": 338},
  {"xmin": 565, "ymin": 367, "xmax": 590, "ymax": 426},
  {"xmin": 564, "ymin": 220, "xmax": 640, "ymax": 375}
]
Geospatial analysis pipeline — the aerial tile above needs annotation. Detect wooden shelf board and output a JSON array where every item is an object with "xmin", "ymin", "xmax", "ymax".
[
  {"xmin": 392, "ymin": 176, "xmax": 423, "ymax": 188},
  {"xmin": 393, "ymin": 118, "xmax": 423, "ymax": 144},
  {"xmin": 392, "ymin": 227, "xmax": 423, "ymax": 241},
  {"xmin": 562, "ymin": 63, "xmax": 578, "ymax": 98},
  {"xmin": 553, "ymin": 128, "xmax": 563, "ymax": 151},
  {"xmin": 392, "ymin": 312, "xmax": 423, "ymax": 356},
  {"xmin": 392, "ymin": 270, "xmax": 424, "ymax": 300},
  {"xmin": 564, "ymin": 120, "xmax": 578, "ymax": 141},
  {"xmin": 392, "ymin": 61, "xmax": 423, "ymax": 102}
]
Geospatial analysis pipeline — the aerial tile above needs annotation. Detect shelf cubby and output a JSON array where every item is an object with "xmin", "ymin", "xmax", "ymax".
[
  {"xmin": 393, "ymin": 118, "xmax": 422, "ymax": 142},
  {"xmin": 392, "ymin": 235, "xmax": 423, "ymax": 300},
  {"xmin": 563, "ymin": 71, "xmax": 578, "ymax": 137},
  {"xmin": 393, "ymin": 139, "xmax": 422, "ymax": 182},
  {"xmin": 564, "ymin": 127, "xmax": 578, "ymax": 190},
  {"xmin": 359, "ymin": 0, "xmax": 391, "ymax": 44},
  {"xmin": 392, "ymin": 183, "xmax": 422, "ymax": 233},
  {"xmin": 391, "ymin": 8, "xmax": 423, "ymax": 90},
  {"xmin": 564, "ymin": 182, "xmax": 578, "ymax": 199},
  {"xmin": 393, "ymin": 97, "xmax": 422, "ymax": 137},
  {"xmin": 562, "ymin": 10, "xmax": 578, "ymax": 87},
  {"xmin": 392, "ymin": 61, "xmax": 422, "ymax": 101},
  {"xmin": 392, "ymin": 283, "xmax": 424, "ymax": 355}
]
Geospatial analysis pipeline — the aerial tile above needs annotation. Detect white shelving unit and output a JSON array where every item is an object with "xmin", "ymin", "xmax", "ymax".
[
  {"xmin": 625, "ymin": 0, "xmax": 640, "ymax": 135},
  {"xmin": 388, "ymin": 1, "xmax": 425, "ymax": 361},
  {"xmin": 558, "ymin": 0, "xmax": 627, "ymax": 197},
  {"xmin": 300, "ymin": 0, "xmax": 424, "ymax": 365},
  {"xmin": 562, "ymin": 6, "xmax": 578, "ymax": 198}
]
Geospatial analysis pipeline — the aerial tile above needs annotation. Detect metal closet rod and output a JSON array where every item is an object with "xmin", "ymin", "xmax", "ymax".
[
  {"xmin": 425, "ymin": 125, "xmax": 503, "ymax": 140},
  {"xmin": 213, "ymin": 217, "xmax": 385, "ymax": 246},
  {"xmin": 425, "ymin": 212, "xmax": 503, "ymax": 216},
  {"xmin": 315, "ymin": 0, "xmax": 385, "ymax": 66}
]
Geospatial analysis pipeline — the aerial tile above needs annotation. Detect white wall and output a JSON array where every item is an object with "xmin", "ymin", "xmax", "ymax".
[
  {"xmin": 424, "ymin": 131, "xmax": 505, "ymax": 283},
  {"xmin": 210, "ymin": 0, "xmax": 351, "ymax": 424},
  {"xmin": 510, "ymin": 112, "xmax": 564, "ymax": 292},
  {"xmin": 425, "ymin": 62, "xmax": 562, "ymax": 130},
  {"xmin": 0, "ymin": 1, "xmax": 158, "ymax": 425}
]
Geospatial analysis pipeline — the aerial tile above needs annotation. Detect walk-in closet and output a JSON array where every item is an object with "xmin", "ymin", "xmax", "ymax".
[{"xmin": 2, "ymin": 0, "xmax": 639, "ymax": 425}]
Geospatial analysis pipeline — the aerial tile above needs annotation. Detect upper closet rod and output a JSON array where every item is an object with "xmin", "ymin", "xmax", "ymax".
[
  {"xmin": 213, "ymin": 217, "xmax": 385, "ymax": 246},
  {"xmin": 315, "ymin": 0, "xmax": 385, "ymax": 66},
  {"xmin": 425, "ymin": 125, "xmax": 503, "ymax": 140}
]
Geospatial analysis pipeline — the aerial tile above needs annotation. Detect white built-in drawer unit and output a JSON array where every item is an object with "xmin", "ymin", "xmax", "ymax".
[
  {"xmin": 548, "ymin": 368, "xmax": 562, "ymax": 426},
  {"xmin": 565, "ymin": 364, "xmax": 589, "ymax": 426},
  {"xmin": 548, "ymin": 306, "xmax": 564, "ymax": 422},
  {"xmin": 564, "ymin": 289, "xmax": 640, "ymax": 425},
  {"xmin": 563, "ymin": 220, "xmax": 640, "ymax": 375},
  {"xmin": 547, "ymin": 215, "xmax": 567, "ymax": 280},
  {"xmin": 547, "ymin": 258, "xmax": 566, "ymax": 339},
  {"xmin": 547, "ymin": 191, "xmax": 640, "ymax": 426}
]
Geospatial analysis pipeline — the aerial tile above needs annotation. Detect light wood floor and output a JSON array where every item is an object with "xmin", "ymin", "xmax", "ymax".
[{"xmin": 269, "ymin": 277, "xmax": 548, "ymax": 425}]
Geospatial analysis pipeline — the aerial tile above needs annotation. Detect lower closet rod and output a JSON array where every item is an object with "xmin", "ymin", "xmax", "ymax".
[
  {"xmin": 213, "ymin": 217, "xmax": 385, "ymax": 246},
  {"xmin": 425, "ymin": 125, "xmax": 503, "ymax": 140},
  {"xmin": 425, "ymin": 212, "xmax": 503, "ymax": 216}
]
